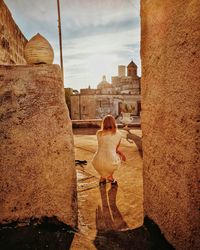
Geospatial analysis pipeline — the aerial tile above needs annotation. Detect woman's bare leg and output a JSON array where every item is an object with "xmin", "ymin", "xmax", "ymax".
[
  {"xmin": 99, "ymin": 176, "xmax": 106, "ymax": 185},
  {"xmin": 100, "ymin": 176, "xmax": 106, "ymax": 182}
]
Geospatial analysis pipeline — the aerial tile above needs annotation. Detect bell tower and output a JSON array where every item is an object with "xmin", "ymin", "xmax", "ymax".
[{"xmin": 127, "ymin": 60, "xmax": 137, "ymax": 78}]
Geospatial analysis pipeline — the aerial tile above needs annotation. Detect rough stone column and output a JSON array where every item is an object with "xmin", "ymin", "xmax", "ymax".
[
  {"xmin": 141, "ymin": 0, "xmax": 200, "ymax": 249},
  {"xmin": 0, "ymin": 65, "xmax": 77, "ymax": 227}
]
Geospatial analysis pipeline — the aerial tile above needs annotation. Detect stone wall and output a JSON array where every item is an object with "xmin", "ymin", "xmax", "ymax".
[
  {"xmin": 0, "ymin": 65, "xmax": 77, "ymax": 227},
  {"xmin": 141, "ymin": 0, "xmax": 200, "ymax": 249},
  {"xmin": 70, "ymin": 95, "xmax": 81, "ymax": 120},
  {"xmin": 71, "ymin": 94, "xmax": 141, "ymax": 120},
  {"xmin": 0, "ymin": 0, "xmax": 27, "ymax": 64}
]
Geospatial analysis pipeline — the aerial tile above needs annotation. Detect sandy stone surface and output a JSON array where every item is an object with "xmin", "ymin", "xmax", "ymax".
[
  {"xmin": 70, "ymin": 129, "xmax": 144, "ymax": 249},
  {"xmin": 0, "ymin": 65, "xmax": 77, "ymax": 227},
  {"xmin": 141, "ymin": 0, "xmax": 200, "ymax": 249},
  {"xmin": 0, "ymin": 1, "xmax": 27, "ymax": 65}
]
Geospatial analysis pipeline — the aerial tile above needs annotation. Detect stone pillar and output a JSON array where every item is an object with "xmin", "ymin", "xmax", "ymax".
[
  {"xmin": 141, "ymin": 1, "xmax": 200, "ymax": 249},
  {"xmin": 0, "ymin": 65, "xmax": 77, "ymax": 227}
]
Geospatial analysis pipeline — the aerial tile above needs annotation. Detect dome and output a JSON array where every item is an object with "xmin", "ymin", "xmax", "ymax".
[
  {"xmin": 97, "ymin": 75, "xmax": 111, "ymax": 89},
  {"xmin": 127, "ymin": 60, "xmax": 137, "ymax": 68}
]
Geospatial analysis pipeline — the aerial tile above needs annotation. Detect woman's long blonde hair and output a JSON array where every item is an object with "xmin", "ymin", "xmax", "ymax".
[{"xmin": 98, "ymin": 115, "xmax": 117, "ymax": 135}]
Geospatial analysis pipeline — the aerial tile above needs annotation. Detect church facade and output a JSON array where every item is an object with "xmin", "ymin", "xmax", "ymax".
[{"xmin": 70, "ymin": 61, "xmax": 141, "ymax": 120}]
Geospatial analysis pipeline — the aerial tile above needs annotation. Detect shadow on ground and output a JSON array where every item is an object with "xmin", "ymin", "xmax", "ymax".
[
  {"xmin": 0, "ymin": 218, "xmax": 174, "ymax": 250},
  {"xmin": 96, "ymin": 184, "xmax": 128, "ymax": 231},
  {"xmin": 94, "ymin": 184, "xmax": 174, "ymax": 250},
  {"xmin": 0, "ymin": 220, "xmax": 75, "ymax": 250},
  {"xmin": 94, "ymin": 217, "xmax": 175, "ymax": 250}
]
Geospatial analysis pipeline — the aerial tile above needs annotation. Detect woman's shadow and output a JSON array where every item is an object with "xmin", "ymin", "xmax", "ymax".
[
  {"xmin": 94, "ymin": 185, "xmax": 174, "ymax": 250},
  {"xmin": 95, "ymin": 184, "xmax": 128, "ymax": 232}
]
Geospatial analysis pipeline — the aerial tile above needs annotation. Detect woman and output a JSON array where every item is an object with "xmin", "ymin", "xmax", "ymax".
[{"xmin": 92, "ymin": 115, "xmax": 126, "ymax": 185}]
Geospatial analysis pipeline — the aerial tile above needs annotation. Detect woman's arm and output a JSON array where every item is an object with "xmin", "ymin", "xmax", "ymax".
[{"xmin": 116, "ymin": 140, "xmax": 126, "ymax": 161}]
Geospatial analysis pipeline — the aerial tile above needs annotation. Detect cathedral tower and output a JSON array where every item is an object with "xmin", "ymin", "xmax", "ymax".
[{"xmin": 127, "ymin": 60, "xmax": 137, "ymax": 78}]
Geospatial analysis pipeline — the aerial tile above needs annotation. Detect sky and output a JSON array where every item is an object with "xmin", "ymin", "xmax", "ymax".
[{"xmin": 4, "ymin": 0, "xmax": 140, "ymax": 90}]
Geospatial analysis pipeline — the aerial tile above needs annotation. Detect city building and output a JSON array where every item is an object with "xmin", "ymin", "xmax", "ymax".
[{"xmin": 70, "ymin": 60, "xmax": 141, "ymax": 120}]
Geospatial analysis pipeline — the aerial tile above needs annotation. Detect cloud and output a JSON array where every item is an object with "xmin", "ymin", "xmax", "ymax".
[
  {"xmin": 61, "ymin": 26, "xmax": 140, "ymax": 89},
  {"xmin": 4, "ymin": 0, "xmax": 140, "ymax": 90}
]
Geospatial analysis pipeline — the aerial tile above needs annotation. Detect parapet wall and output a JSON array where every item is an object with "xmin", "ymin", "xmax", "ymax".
[
  {"xmin": 0, "ymin": 0, "xmax": 27, "ymax": 64},
  {"xmin": 141, "ymin": 0, "xmax": 200, "ymax": 249},
  {"xmin": 0, "ymin": 64, "xmax": 77, "ymax": 227}
]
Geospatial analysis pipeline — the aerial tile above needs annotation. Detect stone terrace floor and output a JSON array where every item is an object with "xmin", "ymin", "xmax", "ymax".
[
  {"xmin": 71, "ymin": 128, "xmax": 174, "ymax": 250},
  {"xmin": 71, "ymin": 128, "xmax": 144, "ymax": 249}
]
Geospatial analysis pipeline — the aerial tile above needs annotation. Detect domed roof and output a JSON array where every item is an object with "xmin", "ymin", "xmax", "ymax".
[
  {"xmin": 97, "ymin": 75, "xmax": 111, "ymax": 89},
  {"xmin": 127, "ymin": 60, "xmax": 137, "ymax": 68}
]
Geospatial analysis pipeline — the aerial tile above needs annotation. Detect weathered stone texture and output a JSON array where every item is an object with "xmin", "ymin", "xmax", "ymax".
[
  {"xmin": 141, "ymin": 0, "xmax": 200, "ymax": 249},
  {"xmin": 0, "ymin": 65, "xmax": 77, "ymax": 227},
  {"xmin": 0, "ymin": 1, "xmax": 27, "ymax": 64}
]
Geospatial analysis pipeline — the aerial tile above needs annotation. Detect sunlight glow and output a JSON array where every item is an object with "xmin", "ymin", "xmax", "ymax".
[{"xmin": 4, "ymin": 0, "xmax": 140, "ymax": 90}]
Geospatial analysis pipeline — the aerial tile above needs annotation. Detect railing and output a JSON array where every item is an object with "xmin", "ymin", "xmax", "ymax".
[{"xmin": 72, "ymin": 119, "xmax": 102, "ymax": 128}]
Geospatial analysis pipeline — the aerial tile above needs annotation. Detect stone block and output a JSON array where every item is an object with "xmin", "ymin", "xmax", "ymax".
[
  {"xmin": 141, "ymin": 0, "xmax": 200, "ymax": 249},
  {"xmin": 0, "ymin": 65, "xmax": 77, "ymax": 227}
]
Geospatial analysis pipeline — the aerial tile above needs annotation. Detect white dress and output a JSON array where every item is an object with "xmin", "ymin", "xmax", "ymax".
[{"xmin": 92, "ymin": 130, "xmax": 122, "ymax": 177}]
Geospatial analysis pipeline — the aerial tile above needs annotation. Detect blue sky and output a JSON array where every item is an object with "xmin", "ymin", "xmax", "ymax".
[{"xmin": 5, "ymin": 0, "xmax": 140, "ymax": 90}]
